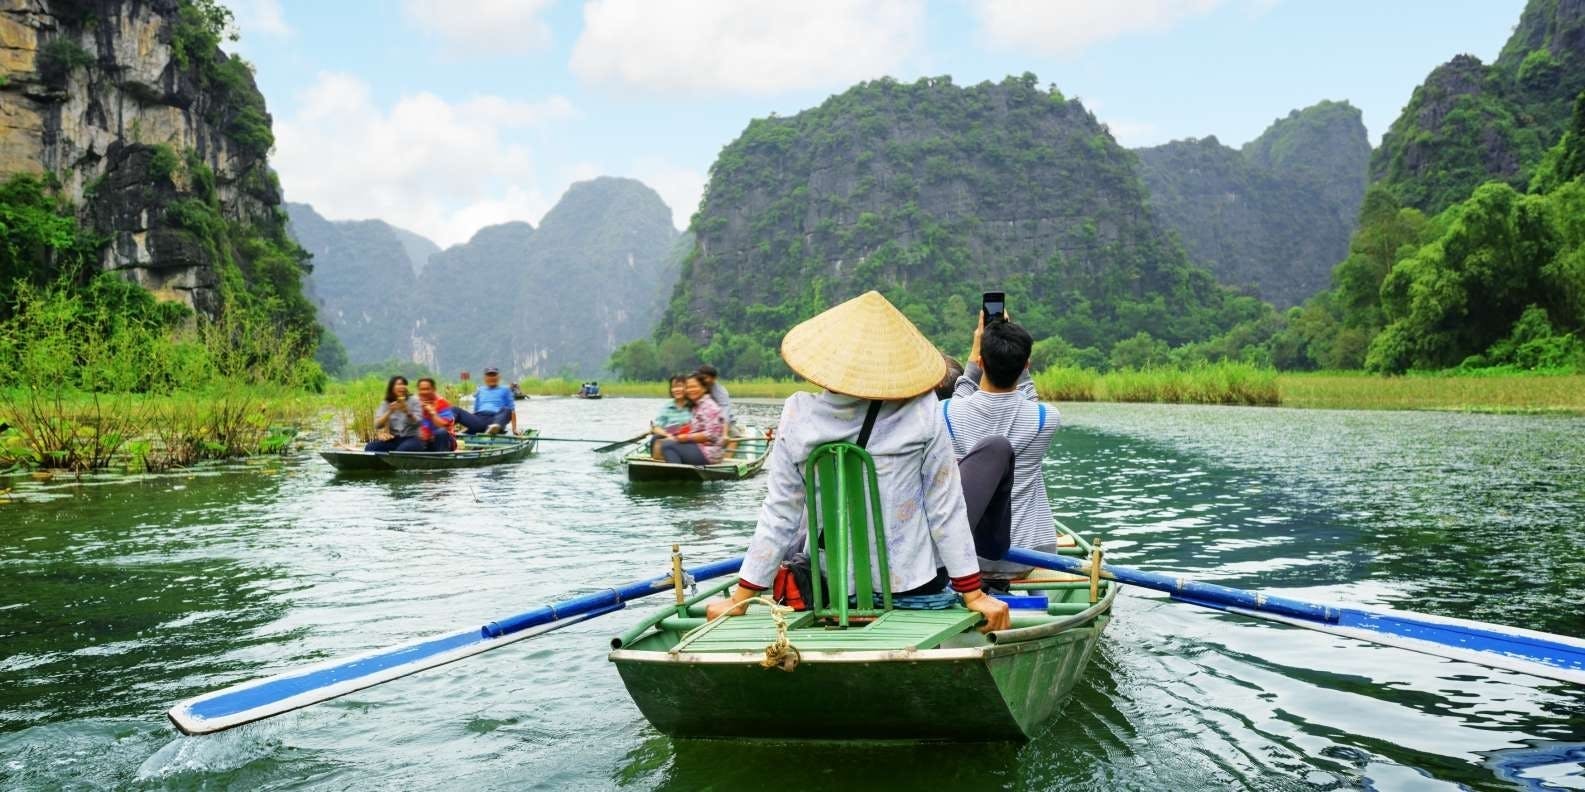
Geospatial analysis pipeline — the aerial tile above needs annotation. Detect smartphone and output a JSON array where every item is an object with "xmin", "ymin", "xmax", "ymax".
[{"xmin": 982, "ymin": 291, "xmax": 1006, "ymax": 322}]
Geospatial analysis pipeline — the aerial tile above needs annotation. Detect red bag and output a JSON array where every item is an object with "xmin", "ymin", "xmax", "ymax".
[{"xmin": 773, "ymin": 563, "xmax": 809, "ymax": 611}]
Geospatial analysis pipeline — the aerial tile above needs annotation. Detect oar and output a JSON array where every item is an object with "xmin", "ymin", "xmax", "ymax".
[
  {"xmin": 591, "ymin": 432, "xmax": 651, "ymax": 453},
  {"xmin": 167, "ymin": 556, "xmax": 743, "ymax": 735},
  {"xmin": 1004, "ymin": 547, "xmax": 1585, "ymax": 686}
]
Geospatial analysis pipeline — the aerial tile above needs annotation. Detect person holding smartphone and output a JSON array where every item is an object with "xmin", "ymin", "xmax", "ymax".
[
  {"xmin": 366, "ymin": 375, "xmax": 420, "ymax": 452},
  {"xmin": 940, "ymin": 295, "xmax": 1061, "ymax": 584}
]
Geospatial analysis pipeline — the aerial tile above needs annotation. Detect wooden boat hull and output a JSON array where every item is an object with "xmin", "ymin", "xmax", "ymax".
[
  {"xmin": 624, "ymin": 438, "xmax": 771, "ymax": 482},
  {"xmin": 320, "ymin": 432, "xmax": 539, "ymax": 472},
  {"xmin": 611, "ymin": 616, "xmax": 1108, "ymax": 741},
  {"xmin": 610, "ymin": 548, "xmax": 1113, "ymax": 742}
]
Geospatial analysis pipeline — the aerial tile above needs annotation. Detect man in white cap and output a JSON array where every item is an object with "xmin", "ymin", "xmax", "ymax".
[
  {"xmin": 451, "ymin": 367, "xmax": 517, "ymax": 435},
  {"xmin": 706, "ymin": 291, "xmax": 1010, "ymax": 632}
]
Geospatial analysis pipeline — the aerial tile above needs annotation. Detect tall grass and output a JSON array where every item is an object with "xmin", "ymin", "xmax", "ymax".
[
  {"xmin": 1277, "ymin": 371, "xmax": 1585, "ymax": 413},
  {"xmin": 1031, "ymin": 367, "xmax": 1097, "ymax": 401},
  {"xmin": 1034, "ymin": 362, "xmax": 1280, "ymax": 406}
]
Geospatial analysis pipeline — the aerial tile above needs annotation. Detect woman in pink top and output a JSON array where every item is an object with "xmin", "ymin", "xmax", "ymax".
[{"xmin": 655, "ymin": 373, "xmax": 725, "ymax": 465}]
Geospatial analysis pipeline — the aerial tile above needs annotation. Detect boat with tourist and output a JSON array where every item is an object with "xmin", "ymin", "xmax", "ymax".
[
  {"xmin": 321, "ymin": 431, "xmax": 540, "ymax": 472},
  {"xmin": 622, "ymin": 433, "xmax": 772, "ymax": 482},
  {"xmin": 609, "ymin": 507, "xmax": 1111, "ymax": 739}
]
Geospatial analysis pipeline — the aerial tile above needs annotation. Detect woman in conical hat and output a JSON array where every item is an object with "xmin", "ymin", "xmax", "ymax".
[{"xmin": 706, "ymin": 291, "xmax": 1010, "ymax": 631}]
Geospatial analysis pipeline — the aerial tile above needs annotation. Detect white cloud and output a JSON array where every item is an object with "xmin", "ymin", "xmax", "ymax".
[
  {"xmin": 570, "ymin": 0, "xmax": 926, "ymax": 96},
  {"xmin": 404, "ymin": 0, "xmax": 557, "ymax": 56},
  {"xmin": 229, "ymin": 0, "xmax": 291, "ymax": 51},
  {"xmin": 273, "ymin": 72, "xmax": 576, "ymax": 247},
  {"xmin": 972, "ymin": 0, "xmax": 1238, "ymax": 58}
]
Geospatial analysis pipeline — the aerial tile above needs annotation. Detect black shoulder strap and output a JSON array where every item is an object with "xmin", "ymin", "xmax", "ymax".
[{"xmin": 856, "ymin": 400, "xmax": 883, "ymax": 449}]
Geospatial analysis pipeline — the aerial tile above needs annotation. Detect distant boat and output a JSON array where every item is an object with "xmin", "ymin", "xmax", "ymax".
[
  {"xmin": 623, "ymin": 435, "xmax": 770, "ymax": 482},
  {"xmin": 320, "ymin": 431, "xmax": 539, "ymax": 472}
]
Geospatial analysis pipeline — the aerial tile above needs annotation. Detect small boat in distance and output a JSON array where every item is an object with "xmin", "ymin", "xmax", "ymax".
[
  {"xmin": 623, "ymin": 434, "xmax": 771, "ymax": 482},
  {"xmin": 575, "ymin": 382, "xmax": 603, "ymax": 400},
  {"xmin": 320, "ymin": 431, "xmax": 540, "ymax": 472}
]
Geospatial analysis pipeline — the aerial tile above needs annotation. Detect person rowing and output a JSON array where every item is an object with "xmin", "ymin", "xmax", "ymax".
[{"xmin": 705, "ymin": 291, "xmax": 1009, "ymax": 631}]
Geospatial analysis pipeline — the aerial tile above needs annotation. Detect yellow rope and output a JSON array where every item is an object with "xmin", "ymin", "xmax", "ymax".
[{"xmin": 729, "ymin": 596, "xmax": 800, "ymax": 672}]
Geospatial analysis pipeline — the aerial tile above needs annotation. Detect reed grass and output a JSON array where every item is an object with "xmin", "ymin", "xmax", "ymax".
[
  {"xmin": 1035, "ymin": 362, "xmax": 1281, "ymax": 406},
  {"xmin": 0, "ymin": 385, "xmax": 311, "ymax": 473},
  {"xmin": 1276, "ymin": 371, "xmax": 1585, "ymax": 414}
]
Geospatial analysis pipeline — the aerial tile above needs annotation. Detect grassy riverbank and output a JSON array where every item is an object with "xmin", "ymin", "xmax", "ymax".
[
  {"xmin": 507, "ymin": 366, "xmax": 1584, "ymax": 415},
  {"xmin": 1276, "ymin": 371, "xmax": 1585, "ymax": 413}
]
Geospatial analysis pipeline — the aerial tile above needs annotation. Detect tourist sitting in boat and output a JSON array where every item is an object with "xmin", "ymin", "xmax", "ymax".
[
  {"xmin": 704, "ymin": 291, "xmax": 1010, "ymax": 632},
  {"xmin": 944, "ymin": 311, "xmax": 1060, "ymax": 585},
  {"xmin": 653, "ymin": 374, "xmax": 724, "ymax": 465},
  {"xmin": 365, "ymin": 375, "xmax": 421, "ymax": 452},
  {"xmin": 649, "ymin": 374, "xmax": 695, "ymax": 460},
  {"xmin": 411, "ymin": 377, "xmax": 458, "ymax": 452},
  {"xmin": 696, "ymin": 364, "xmax": 731, "ymax": 425},
  {"xmin": 579, "ymin": 381, "xmax": 602, "ymax": 398},
  {"xmin": 451, "ymin": 367, "xmax": 517, "ymax": 435}
]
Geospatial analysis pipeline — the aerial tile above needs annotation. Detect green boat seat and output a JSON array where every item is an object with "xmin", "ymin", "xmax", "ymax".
[
  {"xmin": 673, "ymin": 440, "xmax": 982, "ymax": 656},
  {"xmin": 673, "ymin": 608, "xmax": 981, "ymax": 653},
  {"xmin": 804, "ymin": 441, "xmax": 892, "ymax": 626}
]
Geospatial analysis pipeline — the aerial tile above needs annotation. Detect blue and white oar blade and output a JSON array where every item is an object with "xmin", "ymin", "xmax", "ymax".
[
  {"xmin": 1182, "ymin": 597, "xmax": 1585, "ymax": 686},
  {"xmin": 168, "ymin": 604, "xmax": 618, "ymax": 735}
]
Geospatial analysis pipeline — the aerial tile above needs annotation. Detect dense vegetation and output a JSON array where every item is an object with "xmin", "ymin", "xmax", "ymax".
[
  {"xmin": 1135, "ymin": 101, "xmax": 1368, "ymax": 307},
  {"xmin": 645, "ymin": 74, "xmax": 1272, "ymax": 378},
  {"xmin": 1274, "ymin": 91, "xmax": 1585, "ymax": 374},
  {"xmin": 1370, "ymin": 0, "xmax": 1585, "ymax": 214}
]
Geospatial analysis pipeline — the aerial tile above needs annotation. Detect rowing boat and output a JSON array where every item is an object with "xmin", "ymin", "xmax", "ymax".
[
  {"xmin": 623, "ymin": 435, "xmax": 771, "ymax": 482},
  {"xmin": 320, "ymin": 431, "xmax": 540, "ymax": 472},
  {"xmin": 612, "ymin": 527, "xmax": 1109, "ymax": 740},
  {"xmin": 609, "ymin": 441, "xmax": 1112, "ymax": 740}
]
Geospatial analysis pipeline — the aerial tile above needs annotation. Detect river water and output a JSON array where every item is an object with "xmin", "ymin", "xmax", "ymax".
[{"xmin": 1, "ymin": 399, "xmax": 1583, "ymax": 791}]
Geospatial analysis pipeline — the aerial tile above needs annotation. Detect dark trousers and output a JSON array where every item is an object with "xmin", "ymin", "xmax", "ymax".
[
  {"xmin": 959, "ymin": 436, "xmax": 1014, "ymax": 561},
  {"xmin": 659, "ymin": 439, "xmax": 709, "ymax": 464},
  {"xmin": 364, "ymin": 437, "xmax": 404, "ymax": 452},
  {"xmin": 452, "ymin": 407, "xmax": 512, "ymax": 434},
  {"xmin": 395, "ymin": 430, "xmax": 454, "ymax": 452}
]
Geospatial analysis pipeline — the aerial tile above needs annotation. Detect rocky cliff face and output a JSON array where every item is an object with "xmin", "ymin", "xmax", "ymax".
[
  {"xmin": 509, "ymin": 176, "xmax": 680, "ymax": 378},
  {"xmin": 1371, "ymin": 0, "xmax": 1585, "ymax": 213},
  {"xmin": 287, "ymin": 203, "xmax": 437, "ymax": 369},
  {"xmin": 0, "ymin": 0, "xmax": 288, "ymax": 316},
  {"xmin": 1135, "ymin": 101, "xmax": 1369, "ymax": 307},
  {"xmin": 302, "ymin": 177, "xmax": 681, "ymax": 378},
  {"xmin": 657, "ymin": 75, "xmax": 1264, "ymax": 368}
]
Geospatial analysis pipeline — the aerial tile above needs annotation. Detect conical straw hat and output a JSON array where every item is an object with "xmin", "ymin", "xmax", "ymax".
[{"xmin": 780, "ymin": 291, "xmax": 946, "ymax": 399}]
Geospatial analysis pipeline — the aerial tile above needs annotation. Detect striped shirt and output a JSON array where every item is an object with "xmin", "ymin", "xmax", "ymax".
[
  {"xmin": 738, "ymin": 391, "xmax": 982, "ymax": 595},
  {"xmin": 944, "ymin": 362, "xmax": 1060, "ymax": 576}
]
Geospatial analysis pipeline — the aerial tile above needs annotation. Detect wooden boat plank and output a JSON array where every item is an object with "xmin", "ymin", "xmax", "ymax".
[{"xmin": 677, "ymin": 609, "xmax": 983, "ymax": 653}]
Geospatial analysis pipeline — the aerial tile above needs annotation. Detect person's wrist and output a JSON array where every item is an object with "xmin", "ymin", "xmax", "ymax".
[{"xmin": 962, "ymin": 590, "xmax": 985, "ymax": 605}]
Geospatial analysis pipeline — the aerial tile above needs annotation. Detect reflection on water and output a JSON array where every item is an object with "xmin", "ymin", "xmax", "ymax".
[{"xmin": 1, "ymin": 399, "xmax": 1582, "ymax": 790}]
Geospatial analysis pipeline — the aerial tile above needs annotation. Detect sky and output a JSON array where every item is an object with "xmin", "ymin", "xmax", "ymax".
[{"xmin": 228, "ymin": 0, "xmax": 1529, "ymax": 248}]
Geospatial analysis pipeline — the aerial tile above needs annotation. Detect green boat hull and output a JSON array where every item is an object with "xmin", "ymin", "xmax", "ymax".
[
  {"xmin": 610, "ymin": 572, "xmax": 1113, "ymax": 741},
  {"xmin": 624, "ymin": 438, "xmax": 771, "ymax": 482},
  {"xmin": 320, "ymin": 431, "xmax": 539, "ymax": 472},
  {"xmin": 612, "ymin": 618, "xmax": 1107, "ymax": 740}
]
